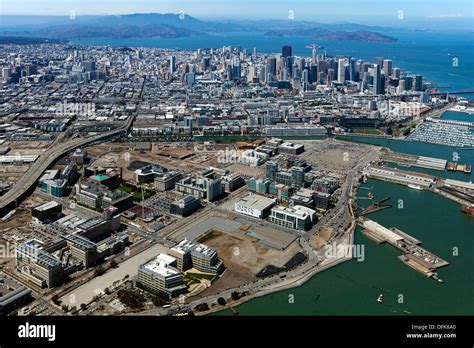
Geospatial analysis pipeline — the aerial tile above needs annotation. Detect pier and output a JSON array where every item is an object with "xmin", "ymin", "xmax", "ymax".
[
  {"xmin": 359, "ymin": 218, "xmax": 449, "ymax": 282},
  {"xmin": 358, "ymin": 196, "xmax": 392, "ymax": 216}
]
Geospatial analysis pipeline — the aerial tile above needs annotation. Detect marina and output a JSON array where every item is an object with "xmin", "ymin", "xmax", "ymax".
[{"xmin": 407, "ymin": 118, "xmax": 474, "ymax": 148}]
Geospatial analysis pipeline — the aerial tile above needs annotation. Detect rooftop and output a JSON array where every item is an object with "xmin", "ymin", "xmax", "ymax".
[{"xmin": 236, "ymin": 194, "xmax": 276, "ymax": 211}]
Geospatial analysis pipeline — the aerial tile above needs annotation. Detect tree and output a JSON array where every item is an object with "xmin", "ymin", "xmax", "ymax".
[
  {"xmin": 117, "ymin": 289, "xmax": 144, "ymax": 309},
  {"xmin": 194, "ymin": 303, "xmax": 209, "ymax": 312},
  {"xmin": 387, "ymin": 127, "xmax": 393, "ymax": 136},
  {"xmin": 152, "ymin": 293, "xmax": 169, "ymax": 307},
  {"xmin": 217, "ymin": 297, "xmax": 226, "ymax": 306},
  {"xmin": 231, "ymin": 291, "xmax": 241, "ymax": 301},
  {"xmin": 80, "ymin": 303, "xmax": 87, "ymax": 311}
]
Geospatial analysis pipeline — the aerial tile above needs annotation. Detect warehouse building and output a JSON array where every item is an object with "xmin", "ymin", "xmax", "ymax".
[
  {"xmin": 0, "ymin": 287, "xmax": 32, "ymax": 315},
  {"xmin": 234, "ymin": 194, "xmax": 276, "ymax": 219}
]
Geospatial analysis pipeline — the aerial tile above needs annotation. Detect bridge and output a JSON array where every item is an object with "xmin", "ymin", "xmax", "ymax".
[{"xmin": 0, "ymin": 114, "xmax": 135, "ymax": 217}]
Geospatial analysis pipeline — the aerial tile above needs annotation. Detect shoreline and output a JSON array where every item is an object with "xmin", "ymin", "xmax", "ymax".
[{"xmin": 196, "ymin": 221, "xmax": 356, "ymax": 316}]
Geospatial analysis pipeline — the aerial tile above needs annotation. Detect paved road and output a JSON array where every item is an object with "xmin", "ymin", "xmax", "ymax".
[{"xmin": 0, "ymin": 114, "xmax": 135, "ymax": 216}]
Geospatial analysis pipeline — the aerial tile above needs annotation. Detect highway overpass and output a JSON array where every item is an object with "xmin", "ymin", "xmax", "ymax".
[{"xmin": 0, "ymin": 115, "xmax": 135, "ymax": 217}]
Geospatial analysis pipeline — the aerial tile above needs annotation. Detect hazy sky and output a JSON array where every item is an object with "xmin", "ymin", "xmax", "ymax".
[{"xmin": 1, "ymin": 0, "xmax": 473, "ymax": 22}]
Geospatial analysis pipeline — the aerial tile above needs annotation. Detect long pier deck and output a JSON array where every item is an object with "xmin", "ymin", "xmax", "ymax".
[{"xmin": 359, "ymin": 218, "xmax": 449, "ymax": 282}]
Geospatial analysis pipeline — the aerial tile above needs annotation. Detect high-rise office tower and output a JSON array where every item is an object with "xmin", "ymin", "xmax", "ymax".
[
  {"xmin": 397, "ymin": 79, "xmax": 406, "ymax": 93},
  {"xmin": 349, "ymin": 58, "xmax": 357, "ymax": 82},
  {"xmin": 404, "ymin": 76, "xmax": 413, "ymax": 90},
  {"xmin": 375, "ymin": 57, "xmax": 384, "ymax": 67},
  {"xmin": 317, "ymin": 59, "xmax": 327, "ymax": 83},
  {"xmin": 169, "ymin": 56, "xmax": 176, "ymax": 74},
  {"xmin": 373, "ymin": 64, "xmax": 383, "ymax": 95},
  {"xmin": 309, "ymin": 64, "xmax": 318, "ymax": 83},
  {"xmin": 392, "ymin": 68, "xmax": 401, "ymax": 79},
  {"xmin": 327, "ymin": 69, "xmax": 335, "ymax": 84},
  {"xmin": 267, "ymin": 57, "xmax": 277, "ymax": 76},
  {"xmin": 337, "ymin": 58, "xmax": 346, "ymax": 83},
  {"xmin": 282, "ymin": 45, "xmax": 292, "ymax": 58},
  {"xmin": 383, "ymin": 59, "xmax": 393, "ymax": 76},
  {"xmin": 415, "ymin": 75, "xmax": 423, "ymax": 91}
]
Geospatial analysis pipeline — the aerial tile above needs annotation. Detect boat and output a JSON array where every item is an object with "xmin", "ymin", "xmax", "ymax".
[
  {"xmin": 367, "ymin": 192, "xmax": 374, "ymax": 199},
  {"xmin": 432, "ymin": 273, "xmax": 444, "ymax": 283},
  {"xmin": 464, "ymin": 164, "xmax": 472, "ymax": 174},
  {"xmin": 398, "ymin": 162, "xmax": 411, "ymax": 168},
  {"xmin": 376, "ymin": 294, "xmax": 384, "ymax": 303},
  {"xmin": 407, "ymin": 184, "xmax": 423, "ymax": 191},
  {"xmin": 461, "ymin": 205, "xmax": 474, "ymax": 217},
  {"xmin": 446, "ymin": 162, "xmax": 457, "ymax": 171}
]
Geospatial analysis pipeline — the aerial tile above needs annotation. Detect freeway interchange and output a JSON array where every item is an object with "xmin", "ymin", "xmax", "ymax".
[{"xmin": 0, "ymin": 114, "xmax": 135, "ymax": 217}]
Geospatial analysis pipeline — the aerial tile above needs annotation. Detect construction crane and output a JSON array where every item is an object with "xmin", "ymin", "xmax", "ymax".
[{"xmin": 305, "ymin": 44, "xmax": 324, "ymax": 62}]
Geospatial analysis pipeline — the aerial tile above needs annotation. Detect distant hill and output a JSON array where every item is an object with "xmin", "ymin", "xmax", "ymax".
[
  {"xmin": 0, "ymin": 13, "xmax": 398, "ymax": 42},
  {"xmin": 265, "ymin": 28, "xmax": 398, "ymax": 43},
  {"xmin": 0, "ymin": 36, "xmax": 66, "ymax": 45},
  {"xmin": 35, "ymin": 23, "xmax": 204, "ymax": 39}
]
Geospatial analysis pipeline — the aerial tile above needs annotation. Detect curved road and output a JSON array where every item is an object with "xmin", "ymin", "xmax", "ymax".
[{"xmin": 0, "ymin": 114, "xmax": 135, "ymax": 217}]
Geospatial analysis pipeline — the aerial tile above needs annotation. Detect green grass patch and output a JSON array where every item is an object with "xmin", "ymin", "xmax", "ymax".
[{"xmin": 353, "ymin": 128, "xmax": 382, "ymax": 135}]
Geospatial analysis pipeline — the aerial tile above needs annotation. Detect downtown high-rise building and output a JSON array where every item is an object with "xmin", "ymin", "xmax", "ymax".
[
  {"xmin": 383, "ymin": 59, "xmax": 393, "ymax": 77},
  {"xmin": 373, "ymin": 64, "xmax": 383, "ymax": 95},
  {"xmin": 266, "ymin": 57, "xmax": 277, "ymax": 77},
  {"xmin": 282, "ymin": 45, "xmax": 292, "ymax": 58},
  {"xmin": 337, "ymin": 58, "xmax": 347, "ymax": 83},
  {"xmin": 169, "ymin": 56, "xmax": 176, "ymax": 74}
]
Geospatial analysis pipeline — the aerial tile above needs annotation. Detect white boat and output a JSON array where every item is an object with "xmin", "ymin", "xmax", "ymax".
[
  {"xmin": 376, "ymin": 294, "xmax": 384, "ymax": 303},
  {"xmin": 407, "ymin": 184, "xmax": 423, "ymax": 190}
]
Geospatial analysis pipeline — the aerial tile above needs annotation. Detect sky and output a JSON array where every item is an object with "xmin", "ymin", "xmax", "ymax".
[{"xmin": 1, "ymin": 0, "xmax": 473, "ymax": 23}]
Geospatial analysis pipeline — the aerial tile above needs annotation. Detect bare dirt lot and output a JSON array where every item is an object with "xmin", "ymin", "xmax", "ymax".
[
  {"xmin": 203, "ymin": 226, "xmax": 302, "ymax": 277},
  {"xmin": 188, "ymin": 268, "xmax": 254, "ymax": 301},
  {"xmin": 309, "ymin": 226, "xmax": 336, "ymax": 251},
  {"xmin": 299, "ymin": 139, "xmax": 373, "ymax": 173},
  {"xmin": 85, "ymin": 142, "xmax": 234, "ymax": 181}
]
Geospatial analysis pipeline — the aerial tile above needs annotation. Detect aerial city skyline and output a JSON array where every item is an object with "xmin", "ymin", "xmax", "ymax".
[{"xmin": 0, "ymin": 1, "xmax": 472, "ymax": 346}]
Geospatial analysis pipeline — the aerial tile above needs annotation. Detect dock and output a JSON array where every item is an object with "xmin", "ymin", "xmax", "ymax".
[
  {"xmin": 359, "ymin": 218, "xmax": 449, "ymax": 282},
  {"xmin": 381, "ymin": 152, "xmax": 447, "ymax": 171},
  {"xmin": 361, "ymin": 229, "xmax": 386, "ymax": 244},
  {"xmin": 358, "ymin": 196, "xmax": 392, "ymax": 216}
]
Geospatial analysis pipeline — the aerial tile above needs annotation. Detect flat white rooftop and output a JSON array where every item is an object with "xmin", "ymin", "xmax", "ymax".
[
  {"xmin": 236, "ymin": 194, "xmax": 276, "ymax": 211},
  {"xmin": 142, "ymin": 253, "xmax": 180, "ymax": 277}
]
